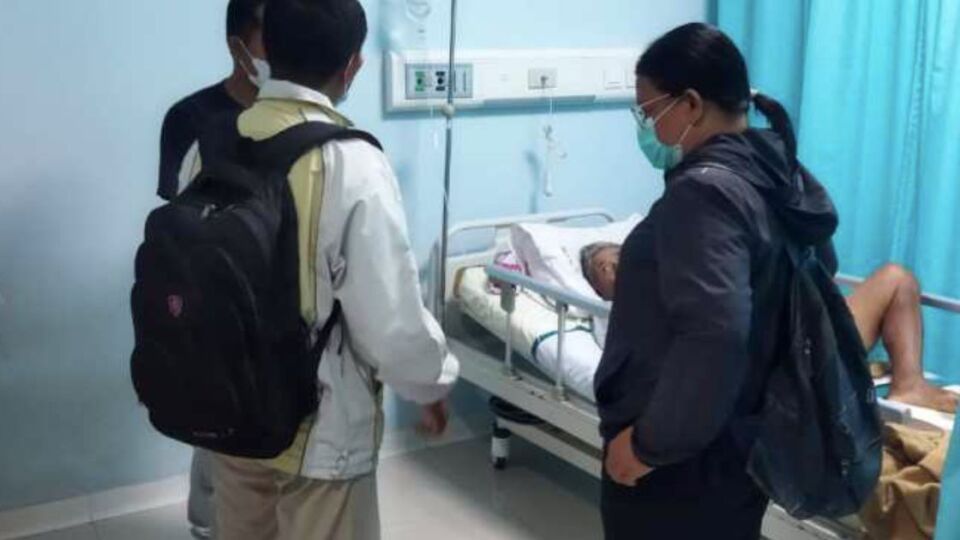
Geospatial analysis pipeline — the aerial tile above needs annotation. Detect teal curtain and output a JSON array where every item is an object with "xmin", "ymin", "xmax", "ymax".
[
  {"xmin": 717, "ymin": 0, "xmax": 960, "ymax": 383},
  {"xmin": 717, "ymin": 1, "xmax": 960, "ymax": 533}
]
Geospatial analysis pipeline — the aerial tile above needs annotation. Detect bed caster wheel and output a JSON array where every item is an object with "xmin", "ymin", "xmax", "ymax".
[{"xmin": 493, "ymin": 457, "xmax": 508, "ymax": 470}]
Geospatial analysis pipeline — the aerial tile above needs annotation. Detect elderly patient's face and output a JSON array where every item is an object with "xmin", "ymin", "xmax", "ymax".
[{"xmin": 590, "ymin": 246, "xmax": 621, "ymax": 301}]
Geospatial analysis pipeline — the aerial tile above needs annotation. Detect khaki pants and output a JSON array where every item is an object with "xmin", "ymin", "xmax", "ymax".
[{"xmin": 213, "ymin": 454, "xmax": 380, "ymax": 540}]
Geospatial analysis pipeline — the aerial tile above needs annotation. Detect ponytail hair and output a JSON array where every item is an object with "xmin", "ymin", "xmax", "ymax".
[
  {"xmin": 752, "ymin": 92, "xmax": 798, "ymax": 171},
  {"xmin": 637, "ymin": 23, "xmax": 799, "ymax": 171}
]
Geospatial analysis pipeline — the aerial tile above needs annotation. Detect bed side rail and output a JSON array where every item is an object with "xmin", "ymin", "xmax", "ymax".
[
  {"xmin": 485, "ymin": 272, "xmax": 960, "ymax": 319},
  {"xmin": 485, "ymin": 266, "xmax": 611, "ymax": 319},
  {"xmin": 485, "ymin": 266, "xmax": 609, "ymax": 401}
]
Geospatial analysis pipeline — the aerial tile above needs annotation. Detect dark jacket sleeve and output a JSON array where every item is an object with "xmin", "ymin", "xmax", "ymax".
[
  {"xmin": 157, "ymin": 105, "xmax": 194, "ymax": 201},
  {"xmin": 631, "ymin": 177, "xmax": 754, "ymax": 467}
]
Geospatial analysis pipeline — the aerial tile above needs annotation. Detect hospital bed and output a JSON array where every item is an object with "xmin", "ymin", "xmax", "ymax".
[{"xmin": 438, "ymin": 209, "xmax": 960, "ymax": 540}]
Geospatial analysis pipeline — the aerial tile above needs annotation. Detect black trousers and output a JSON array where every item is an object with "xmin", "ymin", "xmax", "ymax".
[{"xmin": 601, "ymin": 450, "xmax": 769, "ymax": 540}]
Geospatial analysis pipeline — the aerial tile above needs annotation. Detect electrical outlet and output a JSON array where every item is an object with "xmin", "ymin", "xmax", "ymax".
[
  {"xmin": 528, "ymin": 68, "xmax": 558, "ymax": 90},
  {"xmin": 405, "ymin": 63, "xmax": 474, "ymax": 100}
]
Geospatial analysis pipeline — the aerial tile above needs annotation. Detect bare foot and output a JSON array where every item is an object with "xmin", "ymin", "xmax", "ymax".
[{"xmin": 888, "ymin": 382, "xmax": 959, "ymax": 414}]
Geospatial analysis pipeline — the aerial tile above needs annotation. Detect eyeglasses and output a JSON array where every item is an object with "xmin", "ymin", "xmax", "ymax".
[{"xmin": 632, "ymin": 94, "xmax": 675, "ymax": 125}]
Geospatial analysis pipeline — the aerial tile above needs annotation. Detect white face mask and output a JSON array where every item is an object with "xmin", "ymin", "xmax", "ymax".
[
  {"xmin": 238, "ymin": 41, "xmax": 270, "ymax": 88},
  {"xmin": 248, "ymin": 57, "xmax": 271, "ymax": 88}
]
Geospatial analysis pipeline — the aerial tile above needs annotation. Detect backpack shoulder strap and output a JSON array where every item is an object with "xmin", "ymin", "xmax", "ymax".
[
  {"xmin": 310, "ymin": 301, "xmax": 343, "ymax": 359},
  {"xmin": 248, "ymin": 122, "xmax": 384, "ymax": 174},
  {"xmin": 248, "ymin": 122, "xmax": 377, "ymax": 340},
  {"xmin": 189, "ymin": 112, "xmax": 272, "ymax": 197}
]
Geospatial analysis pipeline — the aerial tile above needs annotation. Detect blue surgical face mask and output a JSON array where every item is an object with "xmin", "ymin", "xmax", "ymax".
[{"xmin": 632, "ymin": 95, "xmax": 692, "ymax": 170}]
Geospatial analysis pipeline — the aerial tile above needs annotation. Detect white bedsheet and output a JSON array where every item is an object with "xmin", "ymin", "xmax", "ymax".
[{"xmin": 456, "ymin": 267, "xmax": 602, "ymax": 401}]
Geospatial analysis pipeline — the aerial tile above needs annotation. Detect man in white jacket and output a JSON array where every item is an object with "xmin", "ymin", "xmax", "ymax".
[{"xmin": 210, "ymin": 1, "xmax": 460, "ymax": 538}]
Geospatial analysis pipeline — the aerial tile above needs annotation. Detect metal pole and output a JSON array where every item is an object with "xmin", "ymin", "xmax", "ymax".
[
  {"xmin": 436, "ymin": 0, "xmax": 458, "ymax": 327},
  {"xmin": 554, "ymin": 303, "xmax": 569, "ymax": 401},
  {"xmin": 502, "ymin": 285, "xmax": 517, "ymax": 378}
]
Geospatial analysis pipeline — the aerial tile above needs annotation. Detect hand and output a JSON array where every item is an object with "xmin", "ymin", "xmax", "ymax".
[
  {"xmin": 605, "ymin": 427, "xmax": 654, "ymax": 487},
  {"xmin": 417, "ymin": 401, "xmax": 449, "ymax": 437}
]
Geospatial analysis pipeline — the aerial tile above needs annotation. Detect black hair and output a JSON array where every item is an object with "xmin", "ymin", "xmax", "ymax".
[
  {"xmin": 637, "ymin": 23, "xmax": 798, "ymax": 170},
  {"xmin": 263, "ymin": 0, "xmax": 368, "ymax": 86},
  {"xmin": 226, "ymin": 0, "xmax": 265, "ymax": 40}
]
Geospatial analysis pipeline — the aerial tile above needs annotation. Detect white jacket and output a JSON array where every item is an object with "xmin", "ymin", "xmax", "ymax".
[
  {"xmin": 304, "ymin": 118, "xmax": 460, "ymax": 478},
  {"xmin": 193, "ymin": 80, "xmax": 460, "ymax": 479}
]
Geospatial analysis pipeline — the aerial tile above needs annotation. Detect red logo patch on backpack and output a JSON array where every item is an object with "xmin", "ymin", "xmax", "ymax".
[{"xmin": 167, "ymin": 295, "xmax": 184, "ymax": 319}]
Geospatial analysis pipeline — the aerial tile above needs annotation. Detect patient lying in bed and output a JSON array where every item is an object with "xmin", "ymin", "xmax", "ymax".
[{"xmin": 580, "ymin": 242, "xmax": 959, "ymax": 414}]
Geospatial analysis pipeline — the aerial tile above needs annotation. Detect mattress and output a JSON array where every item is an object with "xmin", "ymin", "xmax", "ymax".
[{"xmin": 456, "ymin": 266, "xmax": 603, "ymax": 401}]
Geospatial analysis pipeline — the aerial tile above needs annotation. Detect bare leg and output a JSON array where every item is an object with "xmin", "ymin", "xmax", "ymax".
[{"xmin": 845, "ymin": 264, "xmax": 957, "ymax": 413}]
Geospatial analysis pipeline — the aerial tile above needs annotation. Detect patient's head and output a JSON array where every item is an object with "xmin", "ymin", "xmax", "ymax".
[{"xmin": 581, "ymin": 242, "xmax": 621, "ymax": 301}]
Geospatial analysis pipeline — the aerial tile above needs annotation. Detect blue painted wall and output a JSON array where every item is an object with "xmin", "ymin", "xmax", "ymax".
[
  {"xmin": 368, "ymin": 0, "xmax": 709, "ymax": 258},
  {"xmin": 0, "ymin": 0, "xmax": 706, "ymax": 510}
]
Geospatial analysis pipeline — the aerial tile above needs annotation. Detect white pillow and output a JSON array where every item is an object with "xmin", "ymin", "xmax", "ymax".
[{"xmin": 509, "ymin": 215, "xmax": 642, "ymax": 308}]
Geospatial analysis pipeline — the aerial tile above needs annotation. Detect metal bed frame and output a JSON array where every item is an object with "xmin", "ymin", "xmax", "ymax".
[{"xmin": 439, "ymin": 209, "xmax": 959, "ymax": 540}]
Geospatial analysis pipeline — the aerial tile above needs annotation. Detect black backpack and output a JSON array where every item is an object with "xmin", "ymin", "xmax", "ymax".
[
  {"xmin": 130, "ymin": 118, "xmax": 381, "ymax": 459},
  {"xmin": 746, "ymin": 244, "xmax": 883, "ymax": 519}
]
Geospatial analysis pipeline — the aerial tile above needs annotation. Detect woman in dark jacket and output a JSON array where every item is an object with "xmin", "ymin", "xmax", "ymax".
[{"xmin": 594, "ymin": 23, "xmax": 840, "ymax": 539}]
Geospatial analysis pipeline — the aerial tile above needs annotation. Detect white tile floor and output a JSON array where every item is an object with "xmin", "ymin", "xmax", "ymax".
[{"xmin": 22, "ymin": 437, "xmax": 602, "ymax": 540}]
